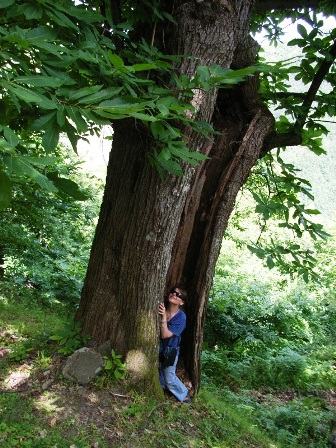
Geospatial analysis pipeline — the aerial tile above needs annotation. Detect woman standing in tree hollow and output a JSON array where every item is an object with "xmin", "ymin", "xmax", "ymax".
[{"xmin": 158, "ymin": 286, "xmax": 191, "ymax": 403}]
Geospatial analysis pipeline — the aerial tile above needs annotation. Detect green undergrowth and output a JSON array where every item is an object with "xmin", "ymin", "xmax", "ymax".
[
  {"xmin": 0, "ymin": 282, "xmax": 69, "ymax": 336},
  {"xmin": 1, "ymin": 283, "xmax": 335, "ymax": 448}
]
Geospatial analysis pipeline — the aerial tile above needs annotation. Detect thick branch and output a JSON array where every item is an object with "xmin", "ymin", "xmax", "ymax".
[
  {"xmin": 294, "ymin": 39, "xmax": 336, "ymax": 131},
  {"xmin": 260, "ymin": 130, "xmax": 302, "ymax": 156}
]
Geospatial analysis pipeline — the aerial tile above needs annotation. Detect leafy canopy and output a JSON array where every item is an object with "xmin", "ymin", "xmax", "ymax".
[{"xmin": 0, "ymin": 0, "xmax": 260, "ymax": 209}]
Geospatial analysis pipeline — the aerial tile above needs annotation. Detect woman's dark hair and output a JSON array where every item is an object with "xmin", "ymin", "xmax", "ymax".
[{"xmin": 171, "ymin": 285, "xmax": 188, "ymax": 301}]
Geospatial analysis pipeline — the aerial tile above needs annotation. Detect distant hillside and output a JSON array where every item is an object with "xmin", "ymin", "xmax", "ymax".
[{"xmin": 282, "ymin": 133, "xmax": 336, "ymax": 222}]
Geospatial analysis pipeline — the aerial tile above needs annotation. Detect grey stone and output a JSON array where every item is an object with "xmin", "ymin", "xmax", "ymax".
[
  {"xmin": 41, "ymin": 379, "xmax": 54, "ymax": 390},
  {"xmin": 62, "ymin": 347, "xmax": 105, "ymax": 385}
]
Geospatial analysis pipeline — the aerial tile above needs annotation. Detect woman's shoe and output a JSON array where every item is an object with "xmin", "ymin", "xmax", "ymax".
[{"xmin": 183, "ymin": 393, "xmax": 191, "ymax": 403}]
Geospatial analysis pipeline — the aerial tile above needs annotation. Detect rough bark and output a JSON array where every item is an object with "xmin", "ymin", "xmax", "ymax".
[{"xmin": 76, "ymin": 0, "xmax": 276, "ymax": 396}]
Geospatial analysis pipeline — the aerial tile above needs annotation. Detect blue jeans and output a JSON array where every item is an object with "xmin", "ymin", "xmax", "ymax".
[{"xmin": 159, "ymin": 349, "xmax": 189, "ymax": 402}]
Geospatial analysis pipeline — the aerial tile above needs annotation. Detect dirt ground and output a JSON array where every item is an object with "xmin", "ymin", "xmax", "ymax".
[{"xmin": 0, "ymin": 352, "xmax": 201, "ymax": 447}]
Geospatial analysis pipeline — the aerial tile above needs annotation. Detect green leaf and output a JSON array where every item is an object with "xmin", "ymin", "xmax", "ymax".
[
  {"xmin": 89, "ymin": 110, "xmax": 127, "ymax": 119},
  {"xmin": 108, "ymin": 53, "xmax": 125, "ymax": 69},
  {"xmin": 160, "ymin": 148, "xmax": 171, "ymax": 160},
  {"xmin": 62, "ymin": 5, "xmax": 103, "ymax": 23},
  {"xmin": 31, "ymin": 111, "xmax": 57, "ymax": 130},
  {"xmin": 129, "ymin": 112, "xmax": 158, "ymax": 122},
  {"xmin": 76, "ymin": 87, "xmax": 124, "ymax": 105},
  {"xmin": 297, "ymin": 24, "xmax": 308, "ymax": 39},
  {"xmin": 0, "ymin": 170, "xmax": 12, "ymax": 210},
  {"xmin": 64, "ymin": 122, "xmax": 80, "ymax": 152},
  {"xmin": 66, "ymin": 105, "xmax": 88, "ymax": 133},
  {"xmin": 196, "ymin": 66, "xmax": 211, "ymax": 83},
  {"xmin": 96, "ymin": 98, "xmax": 145, "ymax": 114},
  {"xmin": 14, "ymin": 76, "xmax": 64, "ymax": 88},
  {"xmin": 6, "ymin": 83, "xmax": 57, "ymax": 110},
  {"xmin": 17, "ymin": 3, "xmax": 43, "ymax": 19},
  {"xmin": 3, "ymin": 127, "xmax": 19, "ymax": 147},
  {"xmin": 68, "ymin": 85, "xmax": 104, "ymax": 102},
  {"xmin": 266, "ymin": 255, "xmax": 275, "ymax": 269},
  {"xmin": 47, "ymin": 173, "xmax": 89, "ymax": 200},
  {"xmin": 0, "ymin": 137, "xmax": 15, "ymax": 151},
  {"xmin": 42, "ymin": 123, "xmax": 60, "ymax": 153},
  {"xmin": 57, "ymin": 105, "xmax": 67, "ymax": 127},
  {"xmin": 305, "ymin": 208, "xmax": 321, "ymax": 215},
  {"xmin": 172, "ymin": 146, "xmax": 208, "ymax": 161},
  {"xmin": 0, "ymin": 0, "xmax": 15, "ymax": 8},
  {"xmin": 24, "ymin": 156, "xmax": 59, "ymax": 166},
  {"xmin": 33, "ymin": 41, "xmax": 67, "ymax": 58},
  {"xmin": 131, "ymin": 63, "xmax": 158, "ymax": 72},
  {"xmin": 150, "ymin": 121, "xmax": 166, "ymax": 139},
  {"xmin": 49, "ymin": 335, "xmax": 64, "ymax": 341},
  {"xmin": 104, "ymin": 359, "xmax": 113, "ymax": 370},
  {"xmin": 26, "ymin": 26, "xmax": 58, "ymax": 42},
  {"xmin": 45, "ymin": 9, "xmax": 78, "ymax": 31},
  {"xmin": 3, "ymin": 155, "xmax": 58, "ymax": 192},
  {"xmin": 156, "ymin": 155, "xmax": 183, "ymax": 176}
]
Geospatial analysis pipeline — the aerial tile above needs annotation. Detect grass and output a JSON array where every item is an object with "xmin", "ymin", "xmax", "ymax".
[{"xmin": 1, "ymin": 284, "xmax": 335, "ymax": 448}]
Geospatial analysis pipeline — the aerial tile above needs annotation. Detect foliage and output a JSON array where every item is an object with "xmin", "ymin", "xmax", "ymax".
[
  {"xmin": 248, "ymin": 9, "xmax": 336, "ymax": 278},
  {"xmin": 210, "ymin": 386, "xmax": 336, "ymax": 448},
  {"xmin": 103, "ymin": 349, "xmax": 126, "ymax": 380},
  {"xmin": 8, "ymin": 345, "xmax": 33, "ymax": 362},
  {"xmin": 203, "ymin": 223, "xmax": 336, "ymax": 392},
  {"xmin": 257, "ymin": 9, "xmax": 336, "ymax": 144},
  {"xmin": 50, "ymin": 320, "xmax": 89, "ymax": 355},
  {"xmin": 243, "ymin": 149, "xmax": 330, "ymax": 282},
  {"xmin": 0, "ymin": 282, "xmax": 67, "ymax": 337},
  {"xmin": 0, "ymin": 0, "xmax": 264, "ymax": 200},
  {"xmin": 0, "ymin": 142, "xmax": 102, "ymax": 305}
]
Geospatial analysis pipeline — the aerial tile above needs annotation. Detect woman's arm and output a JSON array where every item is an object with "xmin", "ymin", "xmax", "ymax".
[
  {"xmin": 160, "ymin": 320, "xmax": 173, "ymax": 339},
  {"xmin": 159, "ymin": 302, "xmax": 173, "ymax": 339}
]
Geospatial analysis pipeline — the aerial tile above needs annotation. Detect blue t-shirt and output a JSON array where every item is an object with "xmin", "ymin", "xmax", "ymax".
[{"xmin": 160, "ymin": 309, "xmax": 186, "ymax": 351}]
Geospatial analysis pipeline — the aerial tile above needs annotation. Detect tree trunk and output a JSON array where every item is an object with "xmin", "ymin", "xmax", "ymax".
[{"xmin": 76, "ymin": 0, "xmax": 275, "ymax": 397}]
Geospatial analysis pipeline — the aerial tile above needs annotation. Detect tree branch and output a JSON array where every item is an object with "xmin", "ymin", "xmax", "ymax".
[
  {"xmin": 268, "ymin": 91, "xmax": 328, "ymax": 101},
  {"xmin": 260, "ymin": 130, "xmax": 302, "ymax": 156},
  {"xmin": 294, "ymin": 39, "xmax": 336, "ymax": 131},
  {"xmin": 260, "ymin": 39, "xmax": 336, "ymax": 155}
]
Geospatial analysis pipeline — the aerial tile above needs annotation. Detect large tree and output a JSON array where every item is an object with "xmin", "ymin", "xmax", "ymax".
[
  {"xmin": 1, "ymin": 0, "xmax": 335, "ymax": 397},
  {"xmin": 76, "ymin": 0, "xmax": 336, "ymax": 395}
]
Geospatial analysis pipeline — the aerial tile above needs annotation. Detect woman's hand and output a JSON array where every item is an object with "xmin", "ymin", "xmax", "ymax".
[
  {"xmin": 159, "ymin": 302, "xmax": 172, "ymax": 338},
  {"xmin": 158, "ymin": 302, "xmax": 166, "ymax": 319}
]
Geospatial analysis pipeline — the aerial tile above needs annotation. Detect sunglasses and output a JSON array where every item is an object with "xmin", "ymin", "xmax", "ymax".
[{"xmin": 170, "ymin": 289, "xmax": 183, "ymax": 299}]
